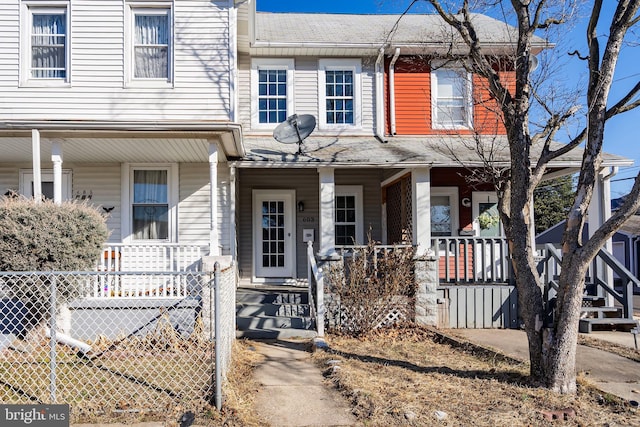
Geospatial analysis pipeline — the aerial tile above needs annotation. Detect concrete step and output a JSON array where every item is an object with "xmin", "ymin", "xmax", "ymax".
[
  {"xmin": 235, "ymin": 328, "xmax": 318, "ymax": 339},
  {"xmin": 237, "ymin": 289, "xmax": 309, "ymax": 305},
  {"xmin": 579, "ymin": 317, "xmax": 638, "ymax": 333},
  {"xmin": 236, "ymin": 302, "xmax": 311, "ymax": 317},
  {"xmin": 580, "ymin": 306, "xmax": 623, "ymax": 318},
  {"xmin": 237, "ymin": 315, "xmax": 314, "ymax": 331}
]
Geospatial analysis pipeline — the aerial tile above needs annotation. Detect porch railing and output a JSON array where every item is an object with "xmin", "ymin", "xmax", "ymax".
[
  {"xmin": 99, "ymin": 243, "xmax": 208, "ymax": 272},
  {"xmin": 306, "ymin": 241, "xmax": 325, "ymax": 337},
  {"xmin": 432, "ymin": 237, "xmax": 511, "ymax": 284},
  {"xmin": 537, "ymin": 243, "xmax": 639, "ymax": 321}
]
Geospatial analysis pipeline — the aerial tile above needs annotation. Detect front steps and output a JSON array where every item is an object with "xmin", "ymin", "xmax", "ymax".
[
  {"xmin": 579, "ymin": 296, "xmax": 638, "ymax": 333},
  {"xmin": 236, "ymin": 287, "xmax": 317, "ymax": 339}
]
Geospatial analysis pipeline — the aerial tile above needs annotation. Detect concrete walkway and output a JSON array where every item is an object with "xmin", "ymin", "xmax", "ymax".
[
  {"xmin": 251, "ymin": 339, "xmax": 357, "ymax": 427},
  {"xmin": 456, "ymin": 329, "xmax": 640, "ymax": 402}
]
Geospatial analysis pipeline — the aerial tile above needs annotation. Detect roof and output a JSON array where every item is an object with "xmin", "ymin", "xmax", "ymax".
[
  {"xmin": 245, "ymin": 11, "xmax": 548, "ymax": 56},
  {"xmin": 234, "ymin": 135, "xmax": 631, "ymax": 169}
]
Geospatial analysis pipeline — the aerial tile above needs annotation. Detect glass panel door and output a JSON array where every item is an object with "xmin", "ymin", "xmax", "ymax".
[{"xmin": 254, "ymin": 190, "xmax": 295, "ymax": 278}]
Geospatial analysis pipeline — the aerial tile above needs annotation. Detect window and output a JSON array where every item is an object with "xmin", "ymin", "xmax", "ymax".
[
  {"xmin": 21, "ymin": 3, "xmax": 69, "ymax": 84},
  {"xmin": 126, "ymin": 4, "xmax": 172, "ymax": 86},
  {"xmin": 335, "ymin": 186, "xmax": 363, "ymax": 245},
  {"xmin": 319, "ymin": 59, "xmax": 361, "ymax": 129},
  {"xmin": 124, "ymin": 165, "xmax": 177, "ymax": 242},
  {"xmin": 431, "ymin": 67, "xmax": 472, "ymax": 129},
  {"xmin": 250, "ymin": 59, "xmax": 294, "ymax": 128},
  {"xmin": 431, "ymin": 188, "xmax": 459, "ymax": 237},
  {"xmin": 19, "ymin": 169, "xmax": 72, "ymax": 200}
]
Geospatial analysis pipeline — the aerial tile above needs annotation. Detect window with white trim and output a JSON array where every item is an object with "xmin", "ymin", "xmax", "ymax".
[
  {"xmin": 431, "ymin": 187, "xmax": 459, "ymax": 237},
  {"xmin": 19, "ymin": 169, "xmax": 72, "ymax": 201},
  {"xmin": 125, "ymin": 165, "xmax": 177, "ymax": 242},
  {"xmin": 250, "ymin": 59, "xmax": 294, "ymax": 129},
  {"xmin": 319, "ymin": 59, "xmax": 361, "ymax": 129},
  {"xmin": 431, "ymin": 67, "xmax": 472, "ymax": 129},
  {"xmin": 335, "ymin": 185, "xmax": 363, "ymax": 246},
  {"xmin": 126, "ymin": 4, "xmax": 172, "ymax": 86},
  {"xmin": 21, "ymin": 2, "xmax": 70, "ymax": 85}
]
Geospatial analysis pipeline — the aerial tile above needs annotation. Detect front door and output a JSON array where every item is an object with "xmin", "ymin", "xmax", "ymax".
[
  {"xmin": 472, "ymin": 192, "xmax": 504, "ymax": 280},
  {"xmin": 253, "ymin": 190, "xmax": 296, "ymax": 279}
]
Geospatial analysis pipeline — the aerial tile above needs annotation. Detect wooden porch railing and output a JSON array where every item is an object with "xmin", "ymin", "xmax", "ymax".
[
  {"xmin": 432, "ymin": 237, "xmax": 511, "ymax": 284},
  {"xmin": 99, "ymin": 243, "xmax": 209, "ymax": 273}
]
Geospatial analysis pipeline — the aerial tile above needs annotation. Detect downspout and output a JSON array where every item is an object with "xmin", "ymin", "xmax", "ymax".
[
  {"xmin": 374, "ymin": 47, "xmax": 387, "ymax": 143},
  {"xmin": 389, "ymin": 47, "xmax": 401, "ymax": 136}
]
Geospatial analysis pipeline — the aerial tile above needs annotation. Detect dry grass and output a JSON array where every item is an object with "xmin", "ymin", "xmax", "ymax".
[
  {"xmin": 578, "ymin": 335, "xmax": 640, "ymax": 363},
  {"xmin": 313, "ymin": 325, "xmax": 640, "ymax": 426}
]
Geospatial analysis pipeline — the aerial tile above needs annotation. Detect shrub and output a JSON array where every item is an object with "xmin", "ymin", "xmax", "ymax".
[
  {"xmin": 0, "ymin": 197, "xmax": 109, "ymax": 271},
  {"xmin": 0, "ymin": 197, "xmax": 109, "ymax": 335},
  {"xmin": 326, "ymin": 237, "xmax": 416, "ymax": 336}
]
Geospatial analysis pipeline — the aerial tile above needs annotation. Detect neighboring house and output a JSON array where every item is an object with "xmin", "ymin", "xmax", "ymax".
[{"xmin": 0, "ymin": 1, "xmax": 633, "ymax": 328}]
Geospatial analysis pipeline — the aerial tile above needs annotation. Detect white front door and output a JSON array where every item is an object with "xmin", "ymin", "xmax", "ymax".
[{"xmin": 253, "ymin": 190, "xmax": 296, "ymax": 279}]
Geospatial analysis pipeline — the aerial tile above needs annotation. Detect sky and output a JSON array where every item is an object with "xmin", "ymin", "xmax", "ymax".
[{"xmin": 256, "ymin": 0, "xmax": 640, "ymax": 199}]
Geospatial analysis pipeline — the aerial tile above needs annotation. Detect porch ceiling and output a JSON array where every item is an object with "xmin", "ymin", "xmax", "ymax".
[
  {"xmin": 0, "ymin": 122, "xmax": 244, "ymax": 163},
  {"xmin": 235, "ymin": 135, "xmax": 633, "ymax": 169}
]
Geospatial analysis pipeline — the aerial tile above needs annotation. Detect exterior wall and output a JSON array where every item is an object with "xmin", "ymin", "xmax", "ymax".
[
  {"xmin": 0, "ymin": 161, "xmax": 231, "ymax": 252},
  {"xmin": 237, "ymin": 168, "xmax": 384, "ymax": 279},
  {"xmin": 237, "ymin": 53, "xmax": 376, "ymax": 135},
  {"xmin": 0, "ymin": 0, "xmax": 232, "ymax": 121},
  {"xmin": 386, "ymin": 56, "xmax": 513, "ymax": 136},
  {"xmin": 436, "ymin": 285, "xmax": 519, "ymax": 329}
]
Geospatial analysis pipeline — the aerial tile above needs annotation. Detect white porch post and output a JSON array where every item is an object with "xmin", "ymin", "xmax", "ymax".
[
  {"xmin": 412, "ymin": 168, "xmax": 431, "ymax": 257},
  {"xmin": 588, "ymin": 167, "xmax": 614, "ymax": 304},
  {"xmin": 318, "ymin": 167, "xmax": 336, "ymax": 257},
  {"xmin": 209, "ymin": 143, "xmax": 220, "ymax": 256},
  {"xmin": 229, "ymin": 165, "xmax": 237, "ymax": 261},
  {"xmin": 51, "ymin": 141, "xmax": 63, "ymax": 205},
  {"xmin": 32, "ymin": 129, "xmax": 42, "ymax": 203}
]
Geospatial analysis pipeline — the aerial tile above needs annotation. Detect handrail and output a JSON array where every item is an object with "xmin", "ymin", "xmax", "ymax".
[
  {"xmin": 538, "ymin": 243, "xmax": 637, "ymax": 321},
  {"xmin": 306, "ymin": 241, "xmax": 324, "ymax": 337},
  {"xmin": 432, "ymin": 236, "xmax": 510, "ymax": 283}
]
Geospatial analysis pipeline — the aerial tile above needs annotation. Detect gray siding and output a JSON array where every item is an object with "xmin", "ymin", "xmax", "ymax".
[
  {"xmin": 237, "ymin": 168, "xmax": 384, "ymax": 279},
  {"xmin": 437, "ymin": 285, "xmax": 519, "ymax": 329},
  {"xmin": 238, "ymin": 53, "xmax": 377, "ymax": 135}
]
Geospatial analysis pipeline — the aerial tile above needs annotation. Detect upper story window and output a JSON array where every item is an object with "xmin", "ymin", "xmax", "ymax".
[
  {"xmin": 431, "ymin": 66, "xmax": 472, "ymax": 129},
  {"xmin": 250, "ymin": 59, "xmax": 294, "ymax": 129},
  {"xmin": 21, "ymin": 2, "xmax": 70, "ymax": 86},
  {"xmin": 319, "ymin": 59, "xmax": 361, "ymax": 130},
  {"xmin": 125, "ymin": 3, "xmax": 173, "ymax": 87}
]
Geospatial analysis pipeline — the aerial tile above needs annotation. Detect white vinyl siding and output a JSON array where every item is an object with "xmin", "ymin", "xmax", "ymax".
[
  {"xmin": 178, "ymin": 163, "xmax": 231, "ymax": 252},
  {"xmin": 1, "ymin": 0, "xmax": 232, "ymax": 121}
]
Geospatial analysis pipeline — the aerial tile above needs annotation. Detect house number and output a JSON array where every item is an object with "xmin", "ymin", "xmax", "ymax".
[{"xmin": 302, "ymin": 216, "xmax": 315, "ymax": 223}]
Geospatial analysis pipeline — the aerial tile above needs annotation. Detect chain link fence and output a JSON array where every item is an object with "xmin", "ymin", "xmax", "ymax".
[{"xmin": 0, "ymin": 264, "xmax": 236, "ymax": 423}]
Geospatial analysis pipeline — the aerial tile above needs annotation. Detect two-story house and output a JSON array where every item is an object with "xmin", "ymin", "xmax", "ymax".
[
  {"xmin": 0, "ymin": 1, "xmax": 632, "ymax": 308},
  {"xmin": 0, "ymin": 0, "xmax": 242, "ymax": 275}
]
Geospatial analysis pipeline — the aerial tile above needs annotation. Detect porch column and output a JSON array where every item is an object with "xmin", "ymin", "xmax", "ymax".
[
  {"xmin": 588, "ymin": 167, "xmax": 614, "ymax": 304},
  {"xmin": 229, "ymin": 165, "xmax": 237, "ymax": 260},
  {"xmin": 318, "ymin": 167, "xmax": 337, "ymax": 257},
  {"xmin": 411, "ymin": 167, "xmax": 431, "ymax": 256},
  {"xmin": 209, "ymin": 143, "xmax": 220, "ymax": 256},
  {"xmin": 32, "ymin": 129, "xmax": 42, "ymax": 203},
  {"xmin": 51, "ymin": 141, "xmax": 63, "ymax": 205}
]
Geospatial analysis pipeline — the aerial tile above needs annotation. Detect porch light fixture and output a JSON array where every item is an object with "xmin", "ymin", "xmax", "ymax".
[{"xmin": 297, "ymin": 201, "xmax": 305, "ymax": 212}]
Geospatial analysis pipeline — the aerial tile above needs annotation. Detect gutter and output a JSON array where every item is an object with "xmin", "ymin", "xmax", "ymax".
[
  {"xmin": 389, "ymin": 47, "xmax": 401, "ymax": 135},
  {"xmin": 374, "ymin": 47, "xmax": 387, "ymax": 143}
]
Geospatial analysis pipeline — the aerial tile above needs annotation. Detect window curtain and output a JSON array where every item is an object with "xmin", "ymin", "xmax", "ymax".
[
  {"xmin": 32, "ymin": 13, "xmax": 66, "ymax": 78},
  {"xmin": 133, "ymin": 170, "xmax": 168, "ymax": 240},
  {"xmin": 134, "ymin": 14, "xmax": 168, "ymax": 78}
]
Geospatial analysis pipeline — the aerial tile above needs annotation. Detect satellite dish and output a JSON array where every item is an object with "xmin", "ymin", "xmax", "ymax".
[
  {"xmin": 273, "ymin": 114, "xmax": 316, "ymax": 154},
  {"xmin": 529, "ymin": 54, "xmax": 539, "ymax": 72}
]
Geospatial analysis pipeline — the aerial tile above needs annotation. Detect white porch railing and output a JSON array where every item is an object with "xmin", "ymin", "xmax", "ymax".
[
  {"xmin": 306, "ymin": 241, "xmax": 325, "ymax": 337},
  {"xmin": 94, "ymin": 243, "xmax": 209, "ymax": 298},
  {"xmin": 432, "ymin": 237, "xmax": 511, "ymax": 284},
  {"xmin": 99, "ymin": 243, "xmax": 208, "ymax": 272}
]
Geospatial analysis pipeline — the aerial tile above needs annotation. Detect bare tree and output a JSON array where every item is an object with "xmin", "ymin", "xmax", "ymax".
[{"xmin": 421, "ymin": 0, "xmax": 640, "ymax": 393}]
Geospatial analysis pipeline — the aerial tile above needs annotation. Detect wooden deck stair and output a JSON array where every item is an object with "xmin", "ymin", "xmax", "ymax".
[
  {"xmin": 236, "ymin": 286, "xmax": 317, "ymax": 339},
  {"xmin": 578, "ymin": 296, "xmax": 638, "ymax": 333}
]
